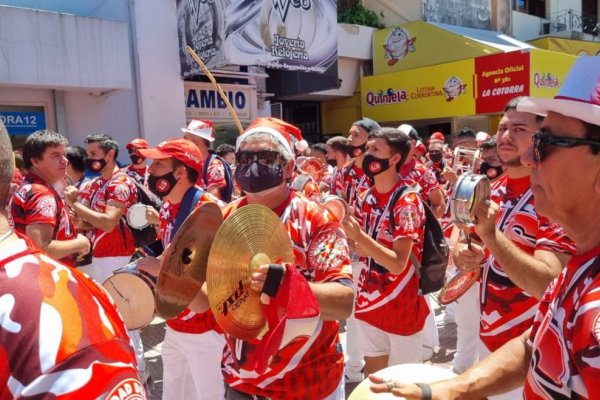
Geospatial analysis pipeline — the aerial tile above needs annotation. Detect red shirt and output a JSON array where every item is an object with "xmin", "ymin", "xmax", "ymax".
[
  {"xmin": 399, "ymin": 158, "xmax": 440, "ymax": 197},
  {"xmin": 480, "ymin": 175, "xmax": 576, "ymax": 352},
  {"xmin": 221, "ymin": 191, "xmax": 352, "ymax": 399},
  {"xmin": 354, "ymin": 182, "xmax": 429, "ymax": 335},
  {"xmin": 335, "ymin": 160, "xmax": 371, "ymax": 209},
  {"xmin": 158, "ymin": 191, "xmax": 225, "ymax": 334},
  {"xmin": 123, "ymin": 164, "xmax": 147, "ymax": 186},
  {"xmin": 9, "ymin": 173, "xmax": 78, "ymax": 267},
  {"xmin": 525, "ymin": 247, "xmax": 600, "ymax": 399},
  {"xmin": 0, "ymin": 235, "xmax": 144, "ymax": 400},
  {"xmin": 78, "ymin": 171, "xmax": 138, "ymax": 258}
]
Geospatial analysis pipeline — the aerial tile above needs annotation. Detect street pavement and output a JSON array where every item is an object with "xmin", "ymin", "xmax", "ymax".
[{"xmin": 140, "ymin": 301, "xmax": 457, "ymax": 399}]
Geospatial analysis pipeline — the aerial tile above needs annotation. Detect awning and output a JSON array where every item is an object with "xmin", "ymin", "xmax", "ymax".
[
  {"xmin": 529, "ymin": 37, "xmax": 600, "ymax": 56},
  {"xmin": 361, "ymin": 49, "xmax": 576, "ymax": 123},
  {"xmin": 373, "ymin": 20, "xmax": 533, "ymax": 75}
]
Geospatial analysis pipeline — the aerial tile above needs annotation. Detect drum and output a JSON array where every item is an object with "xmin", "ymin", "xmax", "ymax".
[
  {"xmin": 438, "ymin": 269, "xmax": 480, "ymax": 305},
  {"xmin": 451, "ymin": 146, "xmax": 481, "ymax": 176},
  {"xmin": 102, "ymin": 259, "xmax": 156, "ymax": 329},
  {"xmin": 348, "ymin": 363, "xmax": 456, "ymax": 400},
  {"xmin": 451, "ymin": 173, "xmax": 491, "ymax": 225},
  {"xmin": 321, "ymin": 195, "xmax": 349, "ymax": 222},
  {"xmin": 127, "ymin": 203, "xmax": 149, "ymax": 229}
]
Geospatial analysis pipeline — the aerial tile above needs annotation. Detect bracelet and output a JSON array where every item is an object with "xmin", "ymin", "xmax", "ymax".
[{"xmin": 415, "ymin": 383, "xmax": 432, "ymax": 400}]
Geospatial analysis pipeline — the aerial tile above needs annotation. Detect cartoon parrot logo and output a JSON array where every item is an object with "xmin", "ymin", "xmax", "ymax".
[
  {"xmin": 383, "ymin": 27, "xmax": 416, "ymax": 66},
  {"xmin": 443, "ymin": 76, "xmax": 467, "ymax": 102}
]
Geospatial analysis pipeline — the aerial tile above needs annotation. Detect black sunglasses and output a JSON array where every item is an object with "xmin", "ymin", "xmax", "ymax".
[
  {"xmin": 532, "ymin": 131, "xmax": 600, "ymax": 162},
  {"xmin": 235, "ymin": 150, "xmax": 282, "ymax": 165}
]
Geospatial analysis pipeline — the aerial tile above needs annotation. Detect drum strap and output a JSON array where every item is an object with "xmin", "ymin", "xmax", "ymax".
[{"xmin": 172, "ymin": 187, "xmax": 205, "ymax": 238}]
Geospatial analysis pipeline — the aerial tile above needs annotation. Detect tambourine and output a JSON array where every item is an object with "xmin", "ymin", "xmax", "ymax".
[
  {"xmin": 127, "ymin": 203, "xmax": 149, "ymax": 229},
  {"xmin": 438, "ymin": 269, "xmax": 479, "ymax": 305},
  {"xmin": 321, "ymin": 195, "xmax": 349, "ymax": 221},
  {"xmin": 451, "ymin": 173, "xmax": 491, "ymax": 225}
]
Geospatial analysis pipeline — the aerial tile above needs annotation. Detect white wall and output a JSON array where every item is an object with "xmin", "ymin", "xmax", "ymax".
[
  {"xmin": 547, "ymin": 0, "xmax": 581, "ymax": 15},
  {"xmin": 132, "ymin": 0, "xmax": 186, "ymax": 145},
  {"xmin": 512, "ymin": 11, "xmax": 543, "ymax": 40}
]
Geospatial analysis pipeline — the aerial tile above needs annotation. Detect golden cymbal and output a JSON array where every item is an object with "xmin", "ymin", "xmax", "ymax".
[
  {"xmin": 207, "ymin": 204, "xmax": 294, "ymax": 340},
  {"xmin": 155, "ymin": 202, "xmax": 223, "ymax": 319}
]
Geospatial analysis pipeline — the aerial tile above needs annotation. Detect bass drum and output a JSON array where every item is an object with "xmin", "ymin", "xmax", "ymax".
[
  {"xmin": 103, "ymin": 259, "xmax": 156, "ymax": 330},
  {"xmin": 348, "ymin": 364, "xmax": 456, "ymax": 400}
]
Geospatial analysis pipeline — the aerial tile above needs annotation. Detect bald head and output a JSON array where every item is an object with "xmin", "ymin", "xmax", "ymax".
[{"xmin": 0, "ymin": 121, "xmax": 14, "ymax": 207}]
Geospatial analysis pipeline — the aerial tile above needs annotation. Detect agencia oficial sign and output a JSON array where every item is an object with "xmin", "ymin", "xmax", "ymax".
[{"xmin": 177, "ymin": 0, "xmax": 338, "ymax": 77}]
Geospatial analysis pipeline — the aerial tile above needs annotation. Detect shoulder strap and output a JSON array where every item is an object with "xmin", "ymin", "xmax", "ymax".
[
  {"xmin": 342, "ymin": 159, "xmax": 355, "ymax": 202},
  {"xmin": 387, "ymin": 185, "xmax": 423, "ymax": 275},
  {"xmin": 172, "ymin": 187, "xmax": 204, "ymax": 237}
]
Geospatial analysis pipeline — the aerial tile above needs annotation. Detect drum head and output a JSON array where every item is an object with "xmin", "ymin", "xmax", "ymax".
[
  {"xmin": 348, "ymin": 364, "xmax": 456, "ymax": 400},
  {"xmin": 438, "ymin": 269, "xmax": 479, "ymax": 305},
  {"xmin": 103, "ymin": 272, "xmax": 155, "ymax": 329},
  {"xmin": 322, "ymin": 196, "xmax": 348, "ymax": 221},
  {"xmin": 127, "ymin": 204, "xmax": 149, "ymax": 229}
]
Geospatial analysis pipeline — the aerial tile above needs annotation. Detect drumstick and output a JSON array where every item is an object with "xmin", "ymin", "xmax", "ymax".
[{"xmin": 185, "ymin": 46, "xmax": 244, "ymax": 135}]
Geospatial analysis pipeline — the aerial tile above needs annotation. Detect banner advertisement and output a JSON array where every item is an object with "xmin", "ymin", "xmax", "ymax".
[
  {"xmin": 177, "ymin": 0, "xmax": 337, "ymax": 78},
  {"xmin": 184, "ymin": 81, "xmax": 257, "ymax": 122},
  {"xmin": 529, "ymin": 37, "xmax": 600, "ymax": 57},
  {"xmin": 528, "ymin": 49, "xmax": 575, "ymax": 98},
  {"xmin": 474, "ymin": 50, "xmax": 530, "ymax": 114},
  {"xmin": 0, "ymin": 111, "xmax": 46, "ymax": 136},
  {"xmin": 361, "ymin": 58, "xmax": 475, "ymax": 122}
]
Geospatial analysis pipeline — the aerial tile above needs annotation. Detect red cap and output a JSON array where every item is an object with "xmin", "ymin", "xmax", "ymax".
[
  {"xmin": 429, "ymin": 132, "xmax": 445, "ymax": 143},
  {"xmin": 126, "ymin": 138, "xmax": 149, "ymax": 150},
  {"xmin": 137, "ymin": 138, "xmax": 203, "ymax": 172}
]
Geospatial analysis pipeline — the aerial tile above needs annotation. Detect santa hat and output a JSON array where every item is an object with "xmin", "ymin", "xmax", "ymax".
[
  {"xmin": 181, "ymin": 119, "xmax": 215, "ymax": 142},
  {"xmin": 237, "ymin": 117, "xmax": 303, "ymax": 157}
]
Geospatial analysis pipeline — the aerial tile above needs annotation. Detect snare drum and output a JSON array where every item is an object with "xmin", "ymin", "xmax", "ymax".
[
  {"xmin": 348, "ymin": 363, "xmax": 456, "ymax": 400},
  {"xmin": 102, "ymin": 259, "xmax": 156, "ymax": 329},
  {"xmin": 321, "ymin": 195, "xmax": 349, "ymax": 221},
  {"xmin": 451, "ymin": 173, "xmax": 491, "ymax": 225},
  {"xmin": 127, "ymin": 203, "xmax": 149, "ymax": 229}
]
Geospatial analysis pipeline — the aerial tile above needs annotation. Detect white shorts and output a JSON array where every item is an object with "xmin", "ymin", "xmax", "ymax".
[{"xmin": 356, "ymin": 319, "xmax": 424, "ymax": 365}]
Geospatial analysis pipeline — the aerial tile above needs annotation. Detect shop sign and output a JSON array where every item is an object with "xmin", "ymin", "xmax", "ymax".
[
  {"xmin": 528, "ymin": 49, "xmax": 575, "ymax": 98},
  {"xmin": 475, "ymin": 51, "xmax": 530, "ymax": 114},
  {"xmin": 184, "ymin": 82, "xmax": 256, "ymax": 122},
  {"xmin": 176, "ymin": 0, "xmax": 337, "ymax": 77},
  {"xmin": 0, "ymin": 111, "xmax": 46, "ymax": 136}
]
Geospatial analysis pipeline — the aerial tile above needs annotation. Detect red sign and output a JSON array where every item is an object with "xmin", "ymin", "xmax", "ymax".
[{"xmin": 475, "ymin": 51, "xmax": 530, "ymax": 114}]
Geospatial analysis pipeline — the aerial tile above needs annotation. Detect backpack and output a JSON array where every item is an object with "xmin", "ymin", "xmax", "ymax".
[
  {"xmin": 203, "ymin": 152, "xmax": 234, "ymax": 203},
  {"xmin": 388, "ymin": 186, "xmax": 449, "ymax": 294}
]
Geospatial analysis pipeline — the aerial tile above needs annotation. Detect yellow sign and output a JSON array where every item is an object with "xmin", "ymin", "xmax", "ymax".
[
  {"xmin": 373, "ymin": 20, "xmax": 500, "ymax": 75},
  {"xmin": 529, "ymin": 37, "xmax": 600, "ymax": 57},
  {"xmin": 529, "ymin": 49, "xmax": 576, "ymax": 98},
  {"xmin": 361, "ymin": 58, "xmax": 475, "ymax": 122}
]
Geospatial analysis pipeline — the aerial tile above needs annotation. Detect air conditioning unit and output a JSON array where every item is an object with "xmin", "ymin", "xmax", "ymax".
[{"xmin": 271, "ymin": 102, "xmax": 283, "ymax": 119}]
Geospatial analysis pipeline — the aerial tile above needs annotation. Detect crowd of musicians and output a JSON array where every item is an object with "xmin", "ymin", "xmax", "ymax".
[{"xmin": 1, "ymin": 56, "xmax": 600, "ymax": 400}]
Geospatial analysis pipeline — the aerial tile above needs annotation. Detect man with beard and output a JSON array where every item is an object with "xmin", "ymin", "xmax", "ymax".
[
  {"xmin": 124, "ymin": 138, "xmax": 149, "ymax": 185},
  {"xmin": 221, "ymin": 119, "xmax": 354, "ymax": 399},
  {"xmin": 448, "ymin": 97, "xmax": 576, "ymax": 399}
]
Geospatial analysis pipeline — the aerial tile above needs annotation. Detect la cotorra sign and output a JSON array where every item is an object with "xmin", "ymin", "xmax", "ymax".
[{"xmin": 184, "ymin": 82, "xmax": 256, "ymax": 122}]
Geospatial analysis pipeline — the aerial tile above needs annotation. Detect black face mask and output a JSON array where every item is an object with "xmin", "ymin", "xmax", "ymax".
[
  {"xmin": 479, "ymin": 162, "xmax": 504, "ymax": 180},
  {"xmin": 348, "ymin": 143, "xmax": 366, "ymax": 158},
  {"xmin": 147, "ymin": 172, "xmax": 178, "ymax": 198},
  {"xmin": 362, "ymin": 154, "xmax": 392, "ymax": 179},
  {"xmin": 235, "ymin": 161, "xmax": 284, "ymax": 194},
  {"xmin": 130, "ymin": 154, "xmax": 145, "ymax": 165},
  {"xmin": 428, "ymin": 151, "xmax": 443, "ymax": 163},
  {"xmin": 85, "ymin": 157, "xmax": 107, "ymax": 173},
  {"xmin": 326, "ymin": 158, "xmax": 337, "ymax": 167}
]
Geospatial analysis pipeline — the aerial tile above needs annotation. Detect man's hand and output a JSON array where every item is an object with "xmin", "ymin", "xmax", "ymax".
[
  {"xmin": 63, "ymin": 185, "xmax": 79, "ymax": 207},
  {"xmin": 136, "ymin": 256, "xmax": 161, "ymax": 278},
  {"xmin": 473, "ymin": 199, "xmax": 499, "ymax": 241},
  {"xmin": 370, "ymin": 375, "xmax": 449, "ymax": 399},
  {"xmin": 145, "ymin": 207, "xmax": 160, "ymax": 226},
  {"xmin": 341, "ymin": 214, "xmax": 362, "ymax": 242},
  {"xmin": 452, "ymin": 241, "xmax": 485, "ymax": 271},
  {"xmin": 441, "ymin": 166, "xmax": 458, "ymax": 185},
  {"xmin": 76, "ymin": 234, "xmax": 91, "ymax": 255}
]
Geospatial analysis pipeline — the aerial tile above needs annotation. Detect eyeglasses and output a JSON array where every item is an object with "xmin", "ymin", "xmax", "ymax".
[
  {"xmin": 532, "ymin": 131, "xmax": 600, "ymax": 162},
  {"xmin": 235, "ymin": 150, "xmax": 282, "ymax": 166}
]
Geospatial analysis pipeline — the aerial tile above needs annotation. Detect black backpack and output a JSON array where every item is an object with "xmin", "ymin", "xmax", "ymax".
[
  {"xmin": 203, "ymin": 152, "xmax": 234, "ymax": 203},
  {"xmin": 388, "ymin": 186, "xmax": 449, "ymax": 294}
]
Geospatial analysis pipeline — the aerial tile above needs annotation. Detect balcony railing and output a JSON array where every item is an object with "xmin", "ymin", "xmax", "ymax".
[{"xmin": 540, "ymin": 9, "xmax": 599, "ymax": 36}]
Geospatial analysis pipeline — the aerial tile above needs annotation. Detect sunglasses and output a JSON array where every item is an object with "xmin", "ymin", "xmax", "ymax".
[
  {"xmin": 235, "ymin": 150, "xmax": 282, "ymax": 166},
  {"xmin": 532, "ymin": 131, "xmax": 600, "ymax": 162}
]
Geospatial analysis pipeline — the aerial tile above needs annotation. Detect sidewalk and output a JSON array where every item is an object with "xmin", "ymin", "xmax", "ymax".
[{"xmin": 140, "ymin": 302, "xmax": 457, "ymax": 399}]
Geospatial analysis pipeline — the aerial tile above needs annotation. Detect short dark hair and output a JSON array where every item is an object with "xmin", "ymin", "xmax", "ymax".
[
  {"xmin": 505, "ymin": 97, "xmax": 544, "ymax": 122},
  {"xmin": 216, "ymin": 143, "xmax": 235, "ymax": 158},
  {"xmin": 22, "ymin": 130, "xmax": 68, "ymax": 169},
  {"xmin": 66, "ymin": 146, "xmax": 87, "ymax": 173},
  {"xmin": 84, "ymin": 133, "xmax": 119, "ymax": 160},
  {"xmin": 0, "ymin": 122, "xmax": 14, "ymax": 206},
  {"xmin": 368, "ymin": 127, "xmax": 412, "ymax": 171},
  {"xmin": 452, "ymin": 127, "xmax": 476, "ymax": 140},
  {"xmin": 479, "ymin": 137, "xmax": 497, "ymax": 150},
  {"xmin": 326, "ymin": 136, "xmax": 350, "ymax": 156},
  {"xmin": 172, "ymin": 158, "xmax": 199, "ymax": 184},
  {"xmin": 584, "ymin": 121, "xmax": 600, "ymax": 155},
  {"xmin": 310, "ymin": 143, "xmax": 327, "ymax": 156}
]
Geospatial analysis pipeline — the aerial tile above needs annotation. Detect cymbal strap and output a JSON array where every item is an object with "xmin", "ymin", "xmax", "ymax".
[{"xmin": 262, "ymin": 264, "xmax": 285, "ymax": 298}]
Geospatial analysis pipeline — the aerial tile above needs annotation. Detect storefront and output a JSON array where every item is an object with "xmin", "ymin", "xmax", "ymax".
[{"xmin": 360, "ymin": 47, "xmax": 576, "ymax": 137}]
